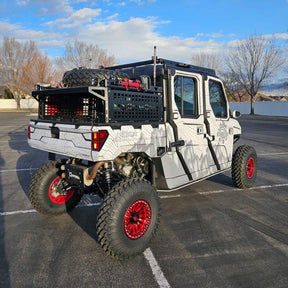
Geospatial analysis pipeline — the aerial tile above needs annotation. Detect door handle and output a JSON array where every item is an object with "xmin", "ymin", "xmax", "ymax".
[
  {"xmin": 170, "ymin": 140, "xmax": 185, "ymax": 148},
  {"xmin": 204, "ymin": 134, "xmax": 215, "ymax": 141}
]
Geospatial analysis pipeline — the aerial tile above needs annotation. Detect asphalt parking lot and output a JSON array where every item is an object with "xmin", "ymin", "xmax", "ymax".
[{"xmin": 0, "ymin": 112, "xmax": 288, "ymax": 288}]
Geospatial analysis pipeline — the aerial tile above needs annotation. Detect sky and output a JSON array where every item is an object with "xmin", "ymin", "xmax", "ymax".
[{"xmin": 0, "ymin": 0, "xmax": 288, "ymax": 64}]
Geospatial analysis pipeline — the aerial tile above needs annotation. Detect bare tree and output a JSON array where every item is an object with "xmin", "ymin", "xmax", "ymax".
[
  {"xmin": 191, "ymin": 51, "xmax": 222, "ymax": 72},
  {"xmin": 21, "ymin": 51, "xmax": 61, "ymax": 92},
  {"xmin": 56, "ymin": 40, "xmax": 117, "ymax": 72},
  {"xmin": 225, "ymin": 35, "xmax": 284, "ymax": 114},
  {"xmin": 0, "ymin": 37, "xmax": 37, "ymax": 109},
  {"xmin": 221, "ymin": 71, "xmax": 247, "ymax": 102}
]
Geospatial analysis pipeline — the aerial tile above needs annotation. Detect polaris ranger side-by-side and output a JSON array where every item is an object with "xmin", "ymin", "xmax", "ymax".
[{"xmin": 28, "ymin": 56, "xmax": 257, "ymax": 259}]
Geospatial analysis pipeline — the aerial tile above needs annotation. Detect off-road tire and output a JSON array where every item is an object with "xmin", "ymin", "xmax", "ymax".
[
  {"xmin": 29, "ymin": 161, "xmax": 82, "ymax": 216},
  {"xmin": 232, "ymin": 145, "xmax": 257, "ymax": 189},
  {"xmin": 62, "ymin": 68, "xmax": 129, "ymax": 87},
  {"xmin": 96, "ymin": 178, "xmax": 160, "ymax": 260}
]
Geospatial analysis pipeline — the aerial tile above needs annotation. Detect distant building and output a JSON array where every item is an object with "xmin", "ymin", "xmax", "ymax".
[{"xmin": 260, "ymin": 82, "xmax": 288, "ymax": 99}]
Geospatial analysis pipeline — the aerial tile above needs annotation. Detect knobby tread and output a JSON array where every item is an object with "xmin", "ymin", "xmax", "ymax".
[
  {"xmin": 232, "ymin": 145, "xmax": 257, "ymax": 189},
  {"xmin": 62, "ymin": 68, "xmax": 129, "ymax": 87},
  {"xmin": 29, "ymin": 161, "xmax": 82, "ymax": 216},
  {"xmin": 96, "ymin": 177, "xmax": 161, "ymax": 260}
]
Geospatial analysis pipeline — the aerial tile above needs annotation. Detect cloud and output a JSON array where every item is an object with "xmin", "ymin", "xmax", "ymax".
[
  {"xmin": 18, "ymin": 0, "xmax": 73, "ymax": 15},
  {"xmin": 196, "ymin": 32, "xmax": 224, "ymax": 39},
  {"xmin": 72, "ymin": 17, "xmax": 220, "ymax": 62},
  {"xmin": 16, "ymin": 0, "xmax": 30, "ymax": 5},
  {"xmin": 0, "ymin": 7, "xmax": 226, "ymax": 64},
  {"xmin": 124, "ymin": 0, "xmax": 156, "ymax": 5},
  {"xmin": 0, "ymin": 20, "xmax": 62, "ymax": 50},
  {"xmin": 46, "ymin": 7, "xmax": 101, "ymax": 28},
  {"xmin": 0, "ymin": 21, "xmax": 20, "ymax": 34},
  {"xmin": 263, "ymin": 33, "xmax": 288, "ymax": 40}
]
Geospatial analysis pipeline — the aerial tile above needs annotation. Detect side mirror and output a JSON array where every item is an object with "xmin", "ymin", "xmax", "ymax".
[{"xmin": 232, "ymin": 110, "xmax": 241, "ymax": 118}]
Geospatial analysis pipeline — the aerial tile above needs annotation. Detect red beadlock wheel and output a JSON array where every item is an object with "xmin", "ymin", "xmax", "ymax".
[
  {"xmin": 48, "ymin": 176, "xmax": 75, "ymax": 204},
  {"xmin": 124, "ymin": 199, "xmax": 151, "ymax": 240},
  {"xmin": 29, "ymin": 161, "xmax": 82, "ymax": 216},
  {"xmin": 232, "ymin": 145, "xmax": 257, "ymax": 189},
  {"xmin": 96, "ymin": 178, "xmax": 160, "ymax": 260},
  {"xmin": 246, "ymin": 157, "xmax": 255, "ymax": 179}
]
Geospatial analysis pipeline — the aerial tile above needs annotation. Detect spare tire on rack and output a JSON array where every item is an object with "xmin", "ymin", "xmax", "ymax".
[{"xmin": 62, "ymin": 67, "xmax": 129, "ymax": 87}]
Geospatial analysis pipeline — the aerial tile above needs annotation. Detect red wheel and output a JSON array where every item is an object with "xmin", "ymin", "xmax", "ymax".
[
  {"xmin": 48, "ymin": 176, "xmax": 75, "ymax": 204},
  {"xmin": 97, "ymin": 178, "xmax": 160, "ymax": 259},
  {"xmin": 246, "ymin": 157, "xmax": 255, "ymax": 179},
  {"xmin": 232, "ymin": 145, "xmax": 257, "ymax": 189},
  {"xmin": 29, "ymin": 161, "xmax": 82, "ymax": 216},
  {"xmin": 124, "ymin": 200, "xmax": 151, "ymax": 240}
]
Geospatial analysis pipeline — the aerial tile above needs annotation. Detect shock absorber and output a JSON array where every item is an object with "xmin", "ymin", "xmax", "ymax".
[{"xmin": 104, "ymin": 162, "xmax": 111, "ymax": 190}]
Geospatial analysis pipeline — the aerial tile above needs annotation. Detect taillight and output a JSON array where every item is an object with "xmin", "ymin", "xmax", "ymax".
[
  {"xmin": 92, "ymin": 130, "xmax": 108, "ymax": 151},
  {"xmin": 28, "ymin": 125, "xmax": 31, "ymax": 139},
  {"xmin": 47, "ymin": 96, "xmax": 58, "ymax": 116},
  {"xmin": 47, "ymin": 105, "xmax": 58, "ymax": 116}
]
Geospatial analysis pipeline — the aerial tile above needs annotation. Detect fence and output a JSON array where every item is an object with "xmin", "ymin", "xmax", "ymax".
[
  {"xmin": 0, "ymin": 99, "xmax": 288, "ymax": 116},
  {"xmin": 0, "ymin": 99, "xmax": 38, "ymax": 109},
  {"xmin": 229, "ymin": 101, "xmax": 288, "ymax": 117}
]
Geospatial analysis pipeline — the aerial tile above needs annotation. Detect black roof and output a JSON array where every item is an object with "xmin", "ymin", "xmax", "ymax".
[{"xmin": 105, "ymin": 58, "xmax": 216, "ymax": 77}]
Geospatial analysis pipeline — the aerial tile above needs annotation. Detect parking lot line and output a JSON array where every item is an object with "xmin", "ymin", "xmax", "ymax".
[
  {"xmin": 144, "ymin": 248, "xmax": 171, "ymax": 288},
  {"xmin": 198, "ymin": 183, "xmax": 288, "ymax": 195},
  {"xmin": 0, "ymin": 209, "xmax": 37, "ymax": 216},
  {"xmin": 0, "ymin": 196, "xmax": 177, "ymax": 216},
  {"xmin": 0, "ymin": 168, "xmax": 38, "ymax": 173},
  {"xmin": 0, "ymin": 203, "xmax": 171, "ymax": 288},
  {"xmin": 258, "ymin": 152, "xmax": 288, "ymax": 156},
  {"xmin": 0, "ymin": 140, "xmax": 28, "ymax": 142},
  {"xmin": 2, "ymin": 183, "xmax": 287, "ymax": 217}
]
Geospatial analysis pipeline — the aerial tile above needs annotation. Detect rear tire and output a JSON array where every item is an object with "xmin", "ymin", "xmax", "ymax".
[
  {"xmin": 29, "ymin": 161, "xmax": 82, "ymax": 216},
  {"xmin": 232, "ymin": 145, "xmax": 257, "ymax": 189},
  {"xmin": 96, "ymin": 178, "xmax": 160, "ymax": 260}
]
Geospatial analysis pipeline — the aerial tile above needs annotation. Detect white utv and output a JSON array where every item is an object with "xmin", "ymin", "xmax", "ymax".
[{"xmin": 28, "ymin": 57, "xmax": 257, "ymax": 259}]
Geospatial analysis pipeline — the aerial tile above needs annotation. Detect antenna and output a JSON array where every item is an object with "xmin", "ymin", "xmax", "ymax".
[{"xmin": 153, "ymin": 46, "xmax": 157, "ymax": 86}]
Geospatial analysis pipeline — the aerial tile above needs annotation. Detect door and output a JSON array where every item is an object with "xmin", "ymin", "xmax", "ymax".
[
  {"xmin": 170, "ymin": 72, "xmax": 216, "ymax": 180},
  {"xmin": 204, "ymin": 76, "xmax": 235, "ymax": 170}
]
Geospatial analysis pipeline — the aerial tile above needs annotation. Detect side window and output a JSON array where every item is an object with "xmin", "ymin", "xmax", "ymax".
[
  {"xmin": 209, "ymin": 80, "xmax": 227, "ymax": 118},
  {"xmin": 174, "ymin": 76, "xmax": 197, "ymax": 117}
]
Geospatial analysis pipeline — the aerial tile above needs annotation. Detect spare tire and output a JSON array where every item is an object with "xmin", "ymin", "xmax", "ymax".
[{"xmin": 62, "ymin": 68, "xmax": 129, "ymax": 87}]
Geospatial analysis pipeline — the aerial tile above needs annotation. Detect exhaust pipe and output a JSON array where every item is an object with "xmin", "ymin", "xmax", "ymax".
[{"xmin": 84, "ymin": 161, "xmax": 106, "ymax": 186}]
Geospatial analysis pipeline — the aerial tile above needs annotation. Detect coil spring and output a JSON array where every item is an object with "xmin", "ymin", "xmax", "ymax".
[{"xmin": 104, "ymin": 162, "xmax": 111, "ymax": 190}]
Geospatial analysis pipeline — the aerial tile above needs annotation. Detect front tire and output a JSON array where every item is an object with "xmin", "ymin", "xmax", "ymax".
[
  {"xmin": 232, "ymin": 145, "xmax": 257, "ymax": 189},
  {"xmin": 96, "ymin": 178, "xmax": 160, "ymax": 260},
  {"xmin": 29, "ymin": 161, "xmax": 82, "ymax": 216}
]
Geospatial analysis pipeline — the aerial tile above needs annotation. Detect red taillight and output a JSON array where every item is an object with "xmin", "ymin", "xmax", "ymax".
[
  {"xmin": 47, "ymin": 105, "xmax": 58, "ymax": 116},
  {"xmin": 28, "ymin": 125, "xmax": 31, "ymax": 139},
  {"xmin": 92, "ymin": 130, "xmax": 108, "ymax": 151},
  {"xmin": 47, "ymin": 96, "xmax": 58, "ymax": 116}
]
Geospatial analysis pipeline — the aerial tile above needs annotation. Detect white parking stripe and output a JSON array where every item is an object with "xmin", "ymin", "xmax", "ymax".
[
  {"xmin": 1, "ymin": 184, "xmax": 287, "ymax": 216},
  {"xmin": 0, "ymin": 140, "xmax": 28, "ymax": 142},
  {"xmin": 0, "ymin": 209, "xmax": 37, "ymax": 216},
  {"xmin": 159, "ymin": 194, "xmax": 181, "ymax": 199},
  {"xmin": 258, "ymin": 152, "xmax": 288, "ymax": 156},
  {"xmin": 144, "ymin": 248, "xmax": 171, "ymax": 288},
  {"xmin": 198, "ymin": 183, "xmax": 288, "ymax": 195},
  {"xmin": 0, "ymin": 202, "xmax": 102, "ymax": 216},
  {"xmin": 0, "ymin": 150, "xmax": 32, "ymax": 153},
  {"xmin": 0, "ymin": 125, "xmax": 27, "ymax": 127},
  {"xmin": 1, "ymin": 182, "xmax": 287, "ymax": 288},
  {"xmin": 0, "ymin": 168, "xmax": 38, "ymax": 173},
  {"xmin": 1, "ymin": 204, "xmax": 171, "ymax": 288}
]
